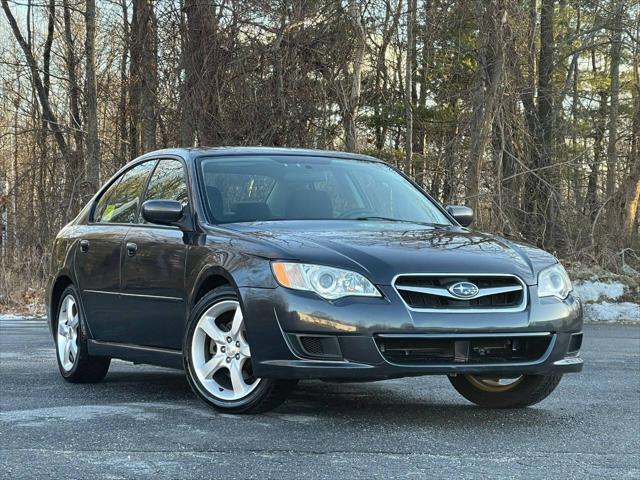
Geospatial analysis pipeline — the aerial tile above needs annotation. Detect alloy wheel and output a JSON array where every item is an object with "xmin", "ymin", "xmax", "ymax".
[
  {"xmin": 190, "ymin": 300, "xmax": 260, "ymax": 401},
  {"xmin": 465, "ymin": 375, "xmax": 524, "ymax": 393},
  {"xmin": 57, "ymin": 294, "xmax": 80, "ymax": 371}
]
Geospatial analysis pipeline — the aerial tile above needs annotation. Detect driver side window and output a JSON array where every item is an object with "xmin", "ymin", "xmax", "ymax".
[
  {"xmin": 94, "ymin": 161, "xmax": 156, "ymax": 224},
  {"xmin": 139, "ymin": 159, "xmax": 189, "ymax": 224}
]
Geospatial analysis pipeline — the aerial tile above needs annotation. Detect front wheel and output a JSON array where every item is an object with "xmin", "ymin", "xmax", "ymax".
[
  {"xmin": 448, "ymin": 373, "xmax": 562, "ymax": 408},
  {"xmin": 183, "ymin": 287, "xmax": 297, "ymax": 414}
]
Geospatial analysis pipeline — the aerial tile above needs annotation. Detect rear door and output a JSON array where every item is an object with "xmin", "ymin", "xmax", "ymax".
[
  {"xmin": 120, "ymin": 158, "xmax": 190, "ymax": 349},
  {"xmin": 75, "ymin": 160, "xmax": 156, "ymax": 342}
]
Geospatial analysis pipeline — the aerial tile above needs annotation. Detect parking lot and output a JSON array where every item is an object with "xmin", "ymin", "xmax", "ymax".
[{"xmin": 1, "ymin": 318, "xmax": 638, "ymax": 479}]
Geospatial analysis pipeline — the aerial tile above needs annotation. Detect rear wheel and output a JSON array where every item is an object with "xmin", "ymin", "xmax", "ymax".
[
  {"xmin": 184, "ymin": 287, "xmax": 296, "ymax": 414},
  {"xmin": 448, "ymin": 373, "xmax": 562, "ymax": 408},
  {"xmin": 55, "ymin": 285, "xmax": 110, "ymax": 382}
]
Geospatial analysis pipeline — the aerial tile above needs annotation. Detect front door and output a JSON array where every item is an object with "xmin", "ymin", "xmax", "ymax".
[
  {"xmin": 119, "ymin": 159, "xmax": 190, "ymax": 349},
  {"xmin": 75, "ymin": 224, "xmax": 128, "ymax": 341},
  {"xmin": 75, "ymin": 160, "xmax": 157, "ymax": 342}
]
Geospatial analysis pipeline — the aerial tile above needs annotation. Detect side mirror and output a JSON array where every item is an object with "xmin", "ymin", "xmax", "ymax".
[
  {"xmin": 141, "ymin": 200, "xmax": 184, "ymax": 226},
  {"xmin": 446, "ymin": 205, "xmax": 474, "ymax": 227}
]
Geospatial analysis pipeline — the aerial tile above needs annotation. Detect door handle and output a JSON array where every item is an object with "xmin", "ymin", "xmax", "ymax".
[
  {"xmin": 126, "ymin": 242, "xmax": 138, "ymax": 257},
  {"xmin": 79, "ymin": 239, "xmax": 90, "ymax": 253}
]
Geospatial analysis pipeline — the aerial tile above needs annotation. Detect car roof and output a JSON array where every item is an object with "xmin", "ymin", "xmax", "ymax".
[{"xmin": 136, "ymin": 146, "xmax": 384, "ymax": 164}]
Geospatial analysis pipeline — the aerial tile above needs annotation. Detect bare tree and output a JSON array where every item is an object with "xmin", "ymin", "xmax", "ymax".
[{"xmin": 2, "ymin": 0, "xmax": 69, "ymax": 160}]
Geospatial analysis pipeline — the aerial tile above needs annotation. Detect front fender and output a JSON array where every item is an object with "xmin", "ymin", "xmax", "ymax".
[{"xmin": 185, "ymin": 243, "xmax": 277, "ymax": 315}]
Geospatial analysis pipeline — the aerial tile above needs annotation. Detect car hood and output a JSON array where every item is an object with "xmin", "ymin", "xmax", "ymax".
[{"xmin": 223, "ymin": 221, "xmax": 557, "ymax": 285}]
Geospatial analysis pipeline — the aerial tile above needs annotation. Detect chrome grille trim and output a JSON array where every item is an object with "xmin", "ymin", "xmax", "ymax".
[
  {"xmin": 396, "ymin": 284, "xmax": 523, "ymax": 300},
  {"xmin": 392, "ymin": 273, "xmax": 528, "ymax": 313}
]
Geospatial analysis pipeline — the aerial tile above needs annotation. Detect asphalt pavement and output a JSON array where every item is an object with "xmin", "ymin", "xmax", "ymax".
[{"xmin": 1, "ymin": 318, "xmax": 639, "ymax": 479}]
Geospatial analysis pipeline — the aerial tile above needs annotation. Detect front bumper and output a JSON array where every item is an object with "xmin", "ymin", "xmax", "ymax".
[{"xmin": 239, "ymin": 285, "xmax": 584, "ymax": 380}]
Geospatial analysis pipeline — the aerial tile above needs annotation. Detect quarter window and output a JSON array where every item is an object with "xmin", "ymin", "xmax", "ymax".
[{"xmin": 94, "ymin": 161, "xmax": 156, "ymax": 224}]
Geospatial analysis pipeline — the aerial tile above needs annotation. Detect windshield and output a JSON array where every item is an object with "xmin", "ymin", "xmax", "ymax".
[{"xmin": 198, "ymin": 155, "xmax": 451, "ymax": 225}]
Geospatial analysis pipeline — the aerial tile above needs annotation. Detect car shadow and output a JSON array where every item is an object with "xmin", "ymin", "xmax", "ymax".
[
  {"xmin": 96, "ymin": 369, "xmax": 563, "ymax": 429},
  {"xmin": 99, "ymin": 368, "xmax": 194, "ymax": 401},
  {"xmin": 281, "ymin": 379, "xmax": 564, "ymax": 428}
]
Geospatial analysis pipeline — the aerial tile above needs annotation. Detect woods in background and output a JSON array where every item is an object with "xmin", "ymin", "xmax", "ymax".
[{"xmin": 1, "ymin": 0, "xmax": 639, "ymax": 306}]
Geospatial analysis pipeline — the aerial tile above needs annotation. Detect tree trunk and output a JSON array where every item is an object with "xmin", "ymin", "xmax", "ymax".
[
  {"xmin": 63, "ymin": 0, "xmax": 83, "ymax": 155},
  {"xmin": 118, "ymin": 0, "xmax": 129, "ymax": 164},
  {"xmin": 140, "ymin": 1, "xmax": 157, "ymax": 152},
  {"xmin": 85, "ymin": 0, "xmax": 100, "ymax": 192},
  {"xmin": 531, "ymin": 0, "xmax": 557, "ymax": 247},
  {"xmin": 465, "ymin": 0, "xmax": 506, "ymax": 214},
  {"xmin": 42, "ymin": 0, "xmax": 54, "ymax": 99},
  {"xmin": 537, "ymin": 0, "xmax": 555, "ymax": 186},
  {"xmin": 182, "ymin": 0, "xmax": 221, "ymax": 146},
  {"xmin": 605, "ymin": 0, "xmax": 624, "ymax": 228},
  {"xmin": 404, "ymin": 0, "xmax": 416, "ymax": 173},
  {"xmin": 373, "ymin": 0, "xmax": 402, "ymax": 151},
  {"xmin": 130, "ymin": 0, "xmax": 157, "ymax": 154},
  {"xmin": 623, "ymin": 25, "xmax": 639, "ymax": 244},
  {"xmin": 343, "ymin": 0, "xmax": 366, "ymax": 152},
  {"xmin": 61, "ymin": 0, "xmax": 84, "ymax": 214},
  {"xmin": 570, "ymin": 6, "xmax": 581, "ymax": 209},
  {"xmin": 623, "ymin": 162, "xmax": 640, "ymax": 245},
  {"xmin": 586, "ymin": 90, "xmax": 607, "ymax": 220},
  {"xmin": 416, "ymin": 0, "xmax": 432, "ymax": 155}
]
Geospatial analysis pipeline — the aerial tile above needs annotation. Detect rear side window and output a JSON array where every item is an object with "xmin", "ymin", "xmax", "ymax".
[
  {"xmin": 141, "ymin": 160, "xmax": 189, "ymax": 223},
  {"xmin": 94, "ymin": 161, "xmax": 156, "ymax": 224}
]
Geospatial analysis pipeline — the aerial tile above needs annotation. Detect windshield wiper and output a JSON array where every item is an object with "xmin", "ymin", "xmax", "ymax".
[
  {"xmin": 350, "ymin": 216, "xmax": 447, "ymax": 227},
  {"xmin": 352, "ymin": 216, "xmax": 406, "ymax": 222}
]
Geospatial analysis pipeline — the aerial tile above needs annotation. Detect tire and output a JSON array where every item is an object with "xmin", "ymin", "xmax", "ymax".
[
  {"xmin": 183, "ymin": 286, "xmax": 297, "ymax": 414},
  {"xmin": 448, "ymin": 373, "xmax": 563, "ymax": 408},
  {"xmin": 55, "ymin": 285, "xmax": 110, "ymax": 383}
]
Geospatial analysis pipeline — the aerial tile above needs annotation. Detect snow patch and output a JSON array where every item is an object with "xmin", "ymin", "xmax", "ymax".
[
  {"xmin": 573, "ymin": 280, "xmax": 625, "ymax": 302},
  {"xmin": 572, "ymin": 278, "xmax": 638, "ymax": 322},
  {"xmin": 0, "ymin": 314, "xmax": 46, "ymax": 321},
  {"xmin": 583, "ymin": 302, "xmax": 640, "ymax": 323}
]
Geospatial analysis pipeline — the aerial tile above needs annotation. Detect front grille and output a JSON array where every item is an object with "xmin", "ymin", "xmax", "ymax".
[
  {"xmin": 375, "ymin": 334, "xmax": 552, "ymax": 366},
  {"xmin": 394, "ymin": 274, "xmax": 526, "ymax": 312}
]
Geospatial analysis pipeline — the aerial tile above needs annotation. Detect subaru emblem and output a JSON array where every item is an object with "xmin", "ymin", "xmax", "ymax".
[{"xmin": 448, "ymin": 281, "xmax": 479, "ymax": 299}]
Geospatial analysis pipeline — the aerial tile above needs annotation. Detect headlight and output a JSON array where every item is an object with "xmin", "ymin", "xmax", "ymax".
[
  {"xmin": 537, "ymin": 263, "xmax": 572, "ymax": 299},
  {"xmin": 271, "ymin": 262, "xmax": 381, "ymax": 300}
]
